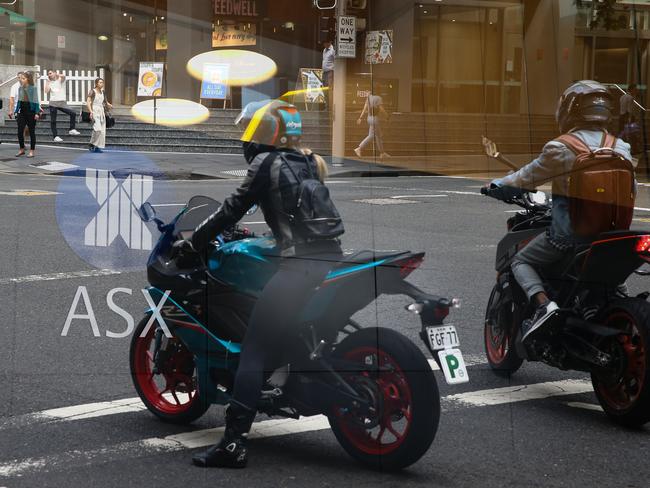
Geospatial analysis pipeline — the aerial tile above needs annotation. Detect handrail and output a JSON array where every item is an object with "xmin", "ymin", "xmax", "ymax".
[
  {"xmin": 611, "ymin": 83, "xmax": 648, "ymax": 112},
  {"xmin": 0, "ymin": 76, "xmax": 17, "ymax": 89}
]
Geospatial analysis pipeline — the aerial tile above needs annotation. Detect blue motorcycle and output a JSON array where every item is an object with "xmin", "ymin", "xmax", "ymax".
[{"xmin": 130, "ymin": 195, "xmax": 468, "ymax": 470}]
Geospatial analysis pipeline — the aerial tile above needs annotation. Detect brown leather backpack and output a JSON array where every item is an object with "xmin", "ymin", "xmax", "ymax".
[{"xmin": 556, "ymin": 133, "xmax": 635, "ymax": 237}]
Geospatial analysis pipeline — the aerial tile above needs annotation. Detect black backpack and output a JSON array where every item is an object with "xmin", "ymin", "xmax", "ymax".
[{"xmin": 279, "ymin": 153, "xmax": 345, "ymax": 240}]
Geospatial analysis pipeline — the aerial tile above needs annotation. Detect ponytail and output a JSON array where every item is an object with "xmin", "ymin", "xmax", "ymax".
[{"xmin": 300, "ymin": 148, "xmax": 329, "ymax": 182}]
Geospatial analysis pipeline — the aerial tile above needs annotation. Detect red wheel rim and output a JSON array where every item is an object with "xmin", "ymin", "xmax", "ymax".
[
  {"xmin": 133, "ymin": 325, "xmax": 199, "ymax": 415},
  {"xmin": 485, "ymin": 297, "xmax": 513, "ymax": 365},
  {"xmin": 596, "ymin": 311, "xmax": 647, "ymax": 411},
  {"xmin": 334, "ymin": 347, "xmax": 413, "ymax": 455}
]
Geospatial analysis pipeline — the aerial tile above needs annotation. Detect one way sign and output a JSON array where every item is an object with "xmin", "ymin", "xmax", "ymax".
[{"xmin": 337, "ymin": 16, "xmax": 356, "ymax": 58}]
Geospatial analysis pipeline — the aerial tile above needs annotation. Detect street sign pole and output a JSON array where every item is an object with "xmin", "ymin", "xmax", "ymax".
[{"xmin": 333, "ymin": 8, "xmax": 354, "ymax": 163}]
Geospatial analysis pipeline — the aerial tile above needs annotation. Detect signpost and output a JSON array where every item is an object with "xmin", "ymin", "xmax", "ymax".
[{"xmin": 337, "ymin": 16, "xmax": 356, "ymax": 59}]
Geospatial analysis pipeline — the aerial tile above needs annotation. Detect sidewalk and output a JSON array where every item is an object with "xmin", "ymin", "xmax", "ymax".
[{"xmin": 0, "ymin": 142, "xmax": 537, "ymax": 180}]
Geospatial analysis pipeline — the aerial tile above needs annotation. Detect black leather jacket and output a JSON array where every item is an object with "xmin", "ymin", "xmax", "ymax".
[{"xmin": 191, "ymin": 150, "xmax": 318, "ymax": 255}]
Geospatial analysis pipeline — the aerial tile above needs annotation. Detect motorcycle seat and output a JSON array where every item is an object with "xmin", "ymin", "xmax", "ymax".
[{"xmin": 335, "ymin": 250, "xmax": 410, "ymax": 269}]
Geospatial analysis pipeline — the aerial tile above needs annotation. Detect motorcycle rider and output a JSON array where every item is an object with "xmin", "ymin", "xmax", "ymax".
[
  {"xmin": 188, "ymin": 100, "xmax": 343, "ymax": 468},
  {"xmin": 486, "ymin": 80, "xmax": 632, "ymax": 343}
]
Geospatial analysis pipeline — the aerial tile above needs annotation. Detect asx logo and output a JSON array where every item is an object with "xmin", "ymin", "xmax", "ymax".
[{"xmin": 84, "ymin": 169, "xmax": 154, "ymax": 250}]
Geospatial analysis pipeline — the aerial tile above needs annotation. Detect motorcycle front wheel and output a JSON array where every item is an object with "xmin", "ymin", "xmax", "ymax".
[
  {"xmin": 591, "ymin": 298, "xmax": 650, "ymax": 427},
  {"xmin": 484, "ymin": 283, "xmax": 524, "ymax": 377},
  {"xmin": 130, "ymin": 316, "xmax": 209, "ymax": 424},
  {"xmin": 328, "ymin": 327, "xmax": 440, "ymax": 471}
]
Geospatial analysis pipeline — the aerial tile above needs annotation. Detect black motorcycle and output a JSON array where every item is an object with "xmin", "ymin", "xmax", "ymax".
[
  {"xmin": 130, "ymin": 196, "xmax": 469, "ymax": 470},
  {"xmin": 481, "ymin": 185, "xmax": 650, "ymax": 427}
]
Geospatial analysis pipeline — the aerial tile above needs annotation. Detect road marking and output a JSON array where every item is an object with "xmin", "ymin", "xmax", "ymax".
[
  {"xmin": 30, "ymin": 161, "xmax": 79, "ymax": 172},
  {"xmin": 390, "ymin": 195, "xmax": 448, "ymax": 199},
  {"xmin": 0, "ymin": 189, "xmax": 60, "ymax": 196},
  {"xmin": 566, "ymin": 401, "xmax": 603, "ymax": 412},
  {"xmin": 0, "ymin": 416, "xmax": 332, "ymax": 478},
  {"xmin": 0, "ymin": 374, "xmax": 597, "ymax": 478},
  {"xmin": 0, "ymin": 269, "xmax": 122, "ymax": 285},
  {"xmin": 444, "ymin": 379, "xmax": 593, "ymax": 407},
  {"xmin": 355, "ymin": 198, "xmax": 419, "ymax": 205}
]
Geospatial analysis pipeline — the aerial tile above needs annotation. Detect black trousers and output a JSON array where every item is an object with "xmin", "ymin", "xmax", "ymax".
[
  {"xmin": 231, "ymin": 244, "xmax": 342, "ymax": 411},
  {"xmin": 17, "ymin": 112, "xmax": 36, "ymax": 150},
  {"xmin": 50, "ymin": 105, "xmax": 77, "ymax": 137}
]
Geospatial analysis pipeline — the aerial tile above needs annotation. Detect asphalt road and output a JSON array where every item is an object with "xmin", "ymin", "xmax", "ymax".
[{"xmin": 1, "ymin": 167, "xmax": 650, "ymax": 487}]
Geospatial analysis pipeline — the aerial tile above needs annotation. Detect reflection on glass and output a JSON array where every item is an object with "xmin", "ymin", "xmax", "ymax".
[
  {"xmin": 186, "ymin": 49, "xmax": 277, "ymax": 86},
  {"xmin": 131, "ymin": 98, "xmax": 209, "ymax": 127}
]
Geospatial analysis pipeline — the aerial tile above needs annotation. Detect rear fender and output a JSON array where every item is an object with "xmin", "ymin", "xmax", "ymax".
[{"xmin": 579, "ymin": 233, "xmax": 647, "ymax": 288}]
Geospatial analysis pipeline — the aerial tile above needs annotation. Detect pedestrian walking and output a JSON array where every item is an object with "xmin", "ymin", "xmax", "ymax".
[
  {"xmin": 322, "ymin": 40, "xmax": 335, "ymax": 110},
  {"xmin": 619, "ymin": 83, "xmax": 638, "ymax": 134},
  {"xmin": 8, "ymin": 72, "xmax": 30, "ymax": 142},
  {"xmin": 14, "ymin": 72, "xmax": 41, "ymax": 159},
  {"xmin": 45, "ymin": 70, "xmax": 80, "ymax": 142},
  {"xmin": 86, "ymin": 78, "xmax": 112, "ymax": 153},
  {"xmin": 354, "ymin": 93, "xmax": 390, "ymax": 159}
]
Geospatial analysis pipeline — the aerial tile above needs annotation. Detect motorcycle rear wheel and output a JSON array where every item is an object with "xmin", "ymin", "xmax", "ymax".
[
  {"xmin": 130, "ymin": 316, "xmax": 209, "ymax": 424},
  {"xmin": 484, "ymin": 283, "xmax": 524, "ymax": 377},
  {"xmin": 591, "ymin": 298, "xmax": 650, "ymax": 427},
  {"xmin": 328, "ymin": 327, "xmax": 440, "ymax": 471}
]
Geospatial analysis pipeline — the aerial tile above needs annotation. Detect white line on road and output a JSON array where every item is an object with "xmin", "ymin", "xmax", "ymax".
[
  {"xmin": 565, "ymin": 401, "xmax": 603, "ymax": 412},
  {"xmin": 0, "ymin": 377, "xmax": 597, "ymax": 478},
  {"xmin": 390, "ymin": 195, "xmax": 448, "ymax": 199},
  {"xmin": 444, "ymin": 379, "xmax": 593, "ymax": 407},
  {"xmin": 0, "ymin": 269, "xmax": 123, "ymax": 285}
]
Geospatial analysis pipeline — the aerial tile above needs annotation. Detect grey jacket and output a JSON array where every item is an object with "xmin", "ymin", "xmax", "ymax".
[{"xmin": 493, "ymin": 130, "xmax": 633, "ymax": 248}]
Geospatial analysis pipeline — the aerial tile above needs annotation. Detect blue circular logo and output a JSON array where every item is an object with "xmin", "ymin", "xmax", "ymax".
[{"xmin": 55, "ymin": 151, "xmax": 177, "ymax": 270}]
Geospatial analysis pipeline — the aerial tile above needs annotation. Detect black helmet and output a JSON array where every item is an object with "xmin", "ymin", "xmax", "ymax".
[
  {"xmin": 556, "ymin": 80, "xmax": 613, "ymax": 133},
  {"xmin": 235, "ymin": 100, "xmax": 303, "ymax": 163}
]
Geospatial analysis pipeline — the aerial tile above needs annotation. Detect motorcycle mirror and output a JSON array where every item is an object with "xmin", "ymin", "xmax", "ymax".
[
  {"xmin": 246, "ymin": 204, "xmax": 259, "ymax": 216},
  {"xmin": 527, "ymin": 191, "xmax": 548, "ymax": 206},
  {"xmin": 481, "ymin": 136, "xmax": 500, "ymax": 158},
  {"xmin": 138, "ymin": 202, "xmax": 157, "ymax": 222}
]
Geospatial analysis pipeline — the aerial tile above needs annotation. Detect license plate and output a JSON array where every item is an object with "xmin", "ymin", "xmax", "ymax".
[
  {"xmin": 426, "ymin": 325, "xmax": 460, "ymax": 351},
  {"xmin": 438, "ymin": 349, "xmax": 469, "ymax": 385}
]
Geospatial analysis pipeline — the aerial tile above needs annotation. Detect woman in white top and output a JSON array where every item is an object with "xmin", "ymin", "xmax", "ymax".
[
  {"xmin": 86, "ymin": 78, "xmax": 112, "ymax": 153},
  {"xmin": 354, "ymin": 94, "xmax": 390, "ymax": 160}
]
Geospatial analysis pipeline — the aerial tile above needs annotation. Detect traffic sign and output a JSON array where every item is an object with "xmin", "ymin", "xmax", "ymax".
[{"xmin": 337, "ymin": 16, "xmax": 356, "ymax": 59}]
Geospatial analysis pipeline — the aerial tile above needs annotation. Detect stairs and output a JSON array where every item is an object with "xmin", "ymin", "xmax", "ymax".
[{"xmin": 0, "ymin": 106, "xmax": 558, "ymax": 156}]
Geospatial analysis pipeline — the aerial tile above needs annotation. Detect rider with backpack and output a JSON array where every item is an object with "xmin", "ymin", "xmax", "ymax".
[
  {"xmin": 188, "ymin": 100, "xmax": 344, "ymax": 469},
  {"xmin": 485, "ymin": 80, "xmax": 634, "ymax": 343}
]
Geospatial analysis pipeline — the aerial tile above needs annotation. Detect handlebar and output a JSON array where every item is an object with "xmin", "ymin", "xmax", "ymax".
[{"xmin": 481, "ymin": 185, "xmax": 549, "ymax": 212}]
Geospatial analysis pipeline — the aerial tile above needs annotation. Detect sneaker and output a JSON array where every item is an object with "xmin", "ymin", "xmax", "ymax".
[
  {"xmin": 354, "ymin": 147, "xmax": 362, "ymax": 158},
  {"xmin": 53, "ymin": 136, "xmax": 63, "ymax": 143},
  {"xmin": 521, "ymin": 301, "xmax": 559, "ymax": 343},
  {"xmin": 69, "ymin": 129, "xmax": 81, "ymax": 136}
]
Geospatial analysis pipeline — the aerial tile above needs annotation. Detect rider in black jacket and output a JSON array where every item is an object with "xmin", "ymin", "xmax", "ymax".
[{"xmin": 190, "ymin": 100, "xmax": 342, "ymax": 469}]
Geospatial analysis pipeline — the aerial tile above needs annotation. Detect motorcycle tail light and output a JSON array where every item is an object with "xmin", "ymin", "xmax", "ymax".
[
  {"xmin": 395, "ymin": 254, "xmax": 425, "ymax": 278},
  {"xmin": 636, "ymin": 235, "xmax": 650, "ymax": 254}
]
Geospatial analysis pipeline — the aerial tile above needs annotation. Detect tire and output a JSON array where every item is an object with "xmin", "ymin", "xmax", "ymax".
[
  {"xmin": 130, "ymin": 316, "xmax": 209, "ymax": 424},
  {"xmin": 328, "ymin": 327, "xmax": 440, "ymax": 471},
  {"xmin": 484, "ymin": 283, "xmax": 524, "ymax": 377},
  {"xmin": 591, "ymin": 298, "xmax": 650, "ymax": 427}
]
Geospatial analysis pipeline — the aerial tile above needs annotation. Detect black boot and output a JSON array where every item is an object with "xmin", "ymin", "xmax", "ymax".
[{"xmin": 192, "ymin": 403, "xmax": 255, "ymax": 468}]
